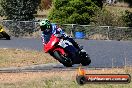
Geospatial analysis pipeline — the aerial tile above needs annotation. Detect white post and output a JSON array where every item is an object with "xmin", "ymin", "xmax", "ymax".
[
  {"xmin": 112, "ymin": 58, "xmax": 114, "ymax": 68},
  {"xmin": 107, "ymin": 26, "xmax": 110, "ymax": 40},
  {"xmin": 124, "ymin": 57, "xmax": 127, "ymax": 68},
  {"xmin": 71, "ymin": 24, "xmax": 74, "ymax": 37}
]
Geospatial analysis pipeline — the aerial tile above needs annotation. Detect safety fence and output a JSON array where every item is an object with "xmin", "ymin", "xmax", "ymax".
[
  {"xmin": 0, "ymin": 20, "xmax": 38, "ymax": 37},
  {"xmin": 1, "ymin": 20, "xmax": 132, "ymax": 40},
  {"xmin": 61, "ymin": 24, "xmax": 132, "ymax": 41}
]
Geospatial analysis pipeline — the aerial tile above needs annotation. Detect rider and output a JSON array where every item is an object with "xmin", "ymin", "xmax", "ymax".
[{"xmin": 39, "ymin": 19, "xmax": 82, "ymax": 51}]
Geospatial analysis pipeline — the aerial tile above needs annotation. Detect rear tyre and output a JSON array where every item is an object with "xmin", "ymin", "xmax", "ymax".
[
  {"xmin": 53, "ymin": 51, "xmax": 72, "ymax": 67},
  {"xmin": 1, "ymin": 31, "xmax": 10, "ymax": 40}
]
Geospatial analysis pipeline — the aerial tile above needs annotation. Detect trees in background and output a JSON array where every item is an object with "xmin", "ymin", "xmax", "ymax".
[
  {"xmin": 117, "ymin": 0, "xmax": 132, "ymax": 27},
  {"xmin": 118, "ymin": 0, "xmax": 132, "ymax": 7},
  {"xmin": 0, "ymin": 0, "xmax": 131, "ymax": 27},
  {"xmin": 48, "ymin": 0, "xmax": 102, "ymax": 25},
  {"xmin": 122, "ymin": 10, "xmax": 132, "ymax": 27},
  {"xmin": 91, "ymin": 0, "xmax": 103, "ymax": 8},
  {"xmin": 92, "ymin": 9, "xmax": 126, "ymax": 26},
  {"xmin": 39, "ymin": 0, "xmax": 52, "ymax": 10},
  {"xmin": 1, "ymin": 0, "xmax": 40, "ymax": 21}
]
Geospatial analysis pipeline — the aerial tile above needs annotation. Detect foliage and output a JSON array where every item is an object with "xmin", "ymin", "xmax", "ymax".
[
  {"xmin": 91, "ymin": 9, "xmax": 126, "ymax": 26},
  {"xmin": 0, "ymin": 0, "xmax": 5, "ymax": 16},
  {"xmin": 118, "ymin": 0, "xmax": 132, "ymax": 7},
  {"xmin": 39, "ymin": 0, "xmax": 52, "ymax": 10},
  {"xmin": 92, "ymin": 9, "xmax": 114, "ymax": 26},
  {"xmin": 1, "ymin": 0, "xmax": 40, "ymax": 21},
  {"xmin": 122, "ymin": 10, "xmax": 132, "ymax": 27},
  {"xmin": 91, "ymin": 0, "xmax": 103, "ymax": 8},
  {"xmin": 48, "ymin": 0, "xmax": 100, "ymax": 25}
]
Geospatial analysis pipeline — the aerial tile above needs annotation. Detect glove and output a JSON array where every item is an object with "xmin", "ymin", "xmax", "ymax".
[{"xmin": 63, "ymin": 36, "xmax": 68, "ymax": 40}]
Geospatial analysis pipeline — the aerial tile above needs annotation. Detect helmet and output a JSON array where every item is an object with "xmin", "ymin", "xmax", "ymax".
[{"xmin": 39, "ymin": 19, "xmax": 51, "ymax": 31}]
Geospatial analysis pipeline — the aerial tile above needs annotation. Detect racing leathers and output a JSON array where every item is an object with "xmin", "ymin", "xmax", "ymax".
[{"xmin": 41, "ymin": 23, "xmax": 81, "ymax": 51}]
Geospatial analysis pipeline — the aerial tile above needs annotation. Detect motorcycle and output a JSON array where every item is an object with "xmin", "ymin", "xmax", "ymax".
[
  {"xmin": 0, "ymin": 28, "xmax": 10, "ymax": 40},
  {"xmin": 44, "ymin": 34, "xmax": 91, "ymax": 67}
]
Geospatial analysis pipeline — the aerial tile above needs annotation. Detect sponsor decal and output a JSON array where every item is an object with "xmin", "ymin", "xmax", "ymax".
[{"xmin": 76, "ymin": 66, "xmax": 131, "ymax": 85}]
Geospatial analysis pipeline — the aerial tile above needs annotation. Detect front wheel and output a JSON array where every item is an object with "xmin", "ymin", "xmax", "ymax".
[
  {"xmin": 80, "ymin": 52, "xmax": 91, "ymax": 66},
  {"xmin": 81, "ymin": 56, "xmax": 91, "ymax": 66},
  {"xmin": 53, "ymin": 51, "xmax": 72, "ymax": 67}
]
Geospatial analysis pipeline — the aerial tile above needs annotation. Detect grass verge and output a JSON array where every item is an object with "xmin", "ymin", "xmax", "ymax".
[
  {"xmin": 0, "ymin": 48, "xmax": 57, "ymax": 68},
  {"xmin": 0, "ymin": 68, "xmax": 131, "ymax": 88},
  {"xmin": 0, "ymin": 48, "xmax": 131, "ymax": 88}
]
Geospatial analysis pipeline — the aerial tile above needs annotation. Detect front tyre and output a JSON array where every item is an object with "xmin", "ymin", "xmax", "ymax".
[
  {"xmin": 53, "ymin": 51, "xmax": 72, "ymax": 67},
  {"xmin": 81, "ymin": 55, "xmax": 91, "ymax": 66},
  {"xmin": 80, "ymin": 52, "xmax": 91, "ymax": 66}
]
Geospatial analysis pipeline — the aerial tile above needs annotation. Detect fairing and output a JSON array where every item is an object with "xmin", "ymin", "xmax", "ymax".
[{"xmin": 44, "ymin": 34, "xmax": 60, "ymax": 52}]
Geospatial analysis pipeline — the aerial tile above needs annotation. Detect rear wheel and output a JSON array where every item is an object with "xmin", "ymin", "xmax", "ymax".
[{"xmin": 53, "ymin": 51, "xmax": 72, "ymax": 67}]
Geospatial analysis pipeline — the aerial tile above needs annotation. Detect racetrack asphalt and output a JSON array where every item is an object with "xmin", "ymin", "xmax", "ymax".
[{"xmin": 0, "ymin": 37, "xmax": 132, "ymax": 69}]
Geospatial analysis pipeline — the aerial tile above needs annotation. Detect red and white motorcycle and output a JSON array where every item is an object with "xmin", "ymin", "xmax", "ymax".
[{"xmin": 44, "ymin": 34, "xmax": 91, "ymax": 67}]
